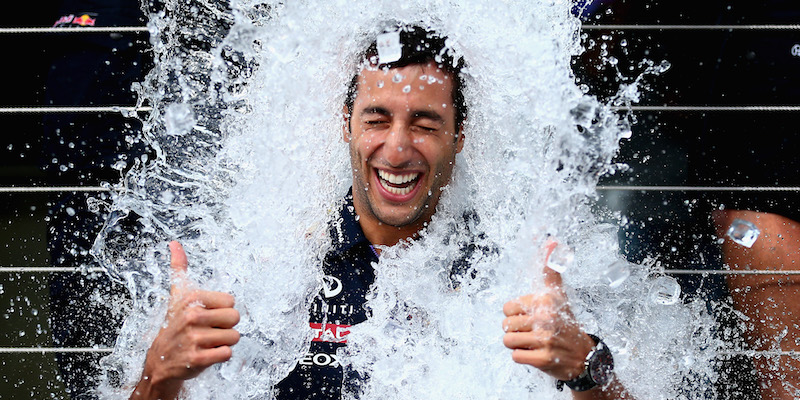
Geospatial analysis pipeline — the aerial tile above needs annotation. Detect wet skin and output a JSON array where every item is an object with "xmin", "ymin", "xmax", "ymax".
[
  {"xmin": 344, "ymin": 62, "xmax": 463, "ymax": 248},
  {"xmin": 714, "ymin": 210, "xmax": 800, "ymax": 400}
]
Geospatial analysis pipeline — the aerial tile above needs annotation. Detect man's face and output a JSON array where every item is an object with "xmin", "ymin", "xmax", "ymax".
[{"xmin": 345, "ymin": 62, "xmax": 463, "ymax": 229}]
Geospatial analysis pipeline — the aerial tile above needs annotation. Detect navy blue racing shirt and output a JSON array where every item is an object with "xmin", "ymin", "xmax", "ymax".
[{"xmin": 274, "ymin": 191, "xmax": 377, "ymax": 399}]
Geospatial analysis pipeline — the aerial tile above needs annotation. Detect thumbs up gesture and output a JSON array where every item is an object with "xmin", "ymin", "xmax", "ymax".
[
  {"xmin": 501, "ymin": 241, "xmax": 595, "ymax": 382},
  {"xmin": 130, "ymin": 241, "xmax": 241, "ymax": 400}
]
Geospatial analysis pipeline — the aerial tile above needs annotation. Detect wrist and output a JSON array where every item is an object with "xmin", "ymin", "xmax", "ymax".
[
  {"xmin": 557, "ymin": 334, "xmax": 615, "ymax": 392},
  {"xmin": 130, "ymin": 376, "xmax": 182, "ymax": 400},
  {"xmin": 132, "ymin": 356, "xmax": 183, "ymax": 400}
]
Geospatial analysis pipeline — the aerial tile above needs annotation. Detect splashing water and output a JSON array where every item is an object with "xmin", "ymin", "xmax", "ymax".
[{"xmin": 93, "ymin": 1, "xmax": 722, "ymax": 399}]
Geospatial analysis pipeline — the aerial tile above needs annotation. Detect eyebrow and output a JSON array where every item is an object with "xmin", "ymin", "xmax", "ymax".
[
  {"xmin": 360, "ymin": 107, "xmax": 391, "ymax": 118},
  {"xmin": 411, "ymin": 110, "xmax": 444, "ymax": 123}
]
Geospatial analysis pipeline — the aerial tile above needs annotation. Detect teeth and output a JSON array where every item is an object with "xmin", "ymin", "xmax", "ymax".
[
  {"xmin": 384, "ymin": 184, "xmax": 413, "ymax": 196},
  {"xmin": 378, "ymin": 170, "xmax": 419, "ymax": 185},
  {"xmin": 377, "ymin": 170, "xmax": 419, "ymax": 196}
]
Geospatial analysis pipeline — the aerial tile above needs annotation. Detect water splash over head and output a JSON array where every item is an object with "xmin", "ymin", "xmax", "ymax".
[{"xmin": 94, "ymin": 1, "xmax": 720, "ymax": 399}]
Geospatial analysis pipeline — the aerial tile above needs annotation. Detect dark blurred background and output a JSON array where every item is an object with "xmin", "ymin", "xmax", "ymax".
[
  {"xmin": 578, "ymin": 1, "xmax": 799, "ymax": 399},
  {"xmin": 1, "ymin": 0, "xmax": 150, "ymax": 398}
]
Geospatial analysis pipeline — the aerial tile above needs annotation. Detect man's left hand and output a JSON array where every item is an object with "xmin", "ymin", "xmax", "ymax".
[{"xmin": 501, "ymin": 244, "xmax": 595, "ymax": 381}]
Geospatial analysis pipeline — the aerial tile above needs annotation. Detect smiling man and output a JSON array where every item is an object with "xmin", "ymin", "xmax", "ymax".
[
  {"xmin": 129, "ymin": 25, "xmax": 629, "ymax": 400},
  {"xmin": 345, "ymin": 58, "xmax": 463, "ymax": 249}
]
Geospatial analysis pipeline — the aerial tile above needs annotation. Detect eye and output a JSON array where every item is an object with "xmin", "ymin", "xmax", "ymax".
[
  {"xmin": 414, "ymin": 125, "xmax": 438, "ymax": 132},
  {"xmin": 363, "ymin": 120, "xmax": 389, "ymax": 129}
]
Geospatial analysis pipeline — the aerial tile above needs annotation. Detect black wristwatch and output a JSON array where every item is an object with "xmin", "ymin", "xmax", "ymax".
[{"xmin": 556, "ymin": 334, "xmax": 615, "ymax": 392}]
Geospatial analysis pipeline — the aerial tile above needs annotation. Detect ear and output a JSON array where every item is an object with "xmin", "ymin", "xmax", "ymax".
[
  {"xmin": 342, "ymin": 105, "xmax": 352, "ymax": 143},
  {"xmin": 455, "ymin": 123, "xmax": 465, "ymax": 154}
]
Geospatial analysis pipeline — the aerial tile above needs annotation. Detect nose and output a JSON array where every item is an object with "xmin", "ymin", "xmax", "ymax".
[{"xmin": 382, "ymin": 123, "xmax": 414, "ymax": 167}]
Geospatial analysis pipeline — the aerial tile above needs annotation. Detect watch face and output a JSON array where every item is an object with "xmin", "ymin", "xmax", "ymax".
[{"xmin": 588, "ymin": 342, "xmax": 615, "ymax": 386}]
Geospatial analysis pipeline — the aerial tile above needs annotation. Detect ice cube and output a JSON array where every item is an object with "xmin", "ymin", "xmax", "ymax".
[
  {"xmin": 649, "ymin": 276, "xmax": 681, "ymax": 305},
  {"xmin": 376, "ymin": 31, "xmax": 402, "ymax": 64},
  {"xmin": 165, "ymin": 103, "xmax": 195, "ymax": 136},
  {"xmin": 546, "ymin": 243, "xmax": 574, "ymax": 273},
  {"xmin": 602, "ymin": 261, "xmax": 631, "ymax": 288},
  {"xmin": 726, "ymin": 219, "xmax": 760, "ymax": 248}
]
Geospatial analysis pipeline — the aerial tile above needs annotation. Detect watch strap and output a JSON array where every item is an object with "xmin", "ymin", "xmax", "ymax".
[{"xmin": 556, "ymin": 334, "xmax": 604, "ymax": 392}]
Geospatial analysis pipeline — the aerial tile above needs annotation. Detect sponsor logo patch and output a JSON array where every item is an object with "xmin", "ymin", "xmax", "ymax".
[
  {"xmin": 72, "ymin": 14, "xmax": 96, "ymax": 26},
  {"xmin": 310, "ymin": 322, "xmax": 351, "ymax": 343},
  {"xmin": 322, "ymin": 275, "xmax": 343, "ymax": 298},
  {"xmin": 298, "ymin": 352, "xmax": 340, "ymax": 367},
  {"xmin": 53, "ymin": 15, "xmax": 75, "ymax": 26},
  {"xmin": 53, "ymin": 13, "xmax": 97, "ymax": 27}
]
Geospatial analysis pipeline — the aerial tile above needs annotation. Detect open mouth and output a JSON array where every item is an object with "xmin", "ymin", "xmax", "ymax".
[{"xmin": 376, "ymin": 169, "xmax": 421, "ymax": 196}]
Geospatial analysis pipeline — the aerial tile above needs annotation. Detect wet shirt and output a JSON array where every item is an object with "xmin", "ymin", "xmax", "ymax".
[{"xmin": 274, "ymin": 193, "xmax": 377, "ymax": 399}]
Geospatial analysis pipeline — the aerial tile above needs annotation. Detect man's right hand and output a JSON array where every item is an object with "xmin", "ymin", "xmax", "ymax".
[{"xmin": 130, "ymin": 241, "xmax": 241, "ymax": 400}]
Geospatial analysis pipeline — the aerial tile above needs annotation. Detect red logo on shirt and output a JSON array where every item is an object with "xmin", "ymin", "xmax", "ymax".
[{"xmin": 310, "ymin": 323, "xmax": 351, "ymax": 343}]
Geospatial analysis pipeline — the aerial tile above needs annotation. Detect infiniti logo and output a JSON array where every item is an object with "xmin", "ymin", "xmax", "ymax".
[
  {"xmin": 792, "ymin": 44, "xmax": 800, "ymax": 57},
  {"xmin": 322, "ymin": 275, "xmax": 343, "ymax": 298}
]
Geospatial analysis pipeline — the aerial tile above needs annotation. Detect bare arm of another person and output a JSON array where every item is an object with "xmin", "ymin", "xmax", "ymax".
[
  {"xmin": 713, "ymin": 210, "xmax": 800, "ymax": 400},
  {"xmin": 502, "ymin": 244, "xmax": 632, "ymax": 400},
  {"xmin": 129, "ymin": 241, "xmax": 241, "ymax": 400}
]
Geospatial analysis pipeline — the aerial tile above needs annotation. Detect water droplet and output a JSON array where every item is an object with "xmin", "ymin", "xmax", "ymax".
[
  {"xmin": 402, "ymin": 85, "xmax": 411, "ymax": 93},
  {"xmin": 112, "ymin": 160, "xmax": 128, "ymax": 171},
  {"xmin": 165, "ymin": 103, "xmax": 196, "ymax": 136},
  {"xmin": 376, "ymin": 80, "xmax": 384, "ymax": 88},
  {"xmin": 160, "ymin": 190, "xmax": 175, "ymax": 204},
  {"xmin": 66, "ymin": 207, "xmax": 76, "ymax": 217},
  {"xmin": 392, "ymin": 73, "xmax": 403, "ymax": 83}
]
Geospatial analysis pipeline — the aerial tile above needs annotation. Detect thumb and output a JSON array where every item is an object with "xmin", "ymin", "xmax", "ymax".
[
  {"xmin": 542, "ymin": 240, "xmax": 563, "ymax": 289},
  {"xmin": 543, "ymin": 263, "xmax": 563, "ymax": 289},
  {"xmin": 169, "ymin": 240, "xmax": 189, "ymax": 297}
]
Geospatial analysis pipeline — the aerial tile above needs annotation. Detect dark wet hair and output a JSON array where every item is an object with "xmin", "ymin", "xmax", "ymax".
[{"xmin": 345, "ymin": 25, "xmax": 467, "ymax": 135}]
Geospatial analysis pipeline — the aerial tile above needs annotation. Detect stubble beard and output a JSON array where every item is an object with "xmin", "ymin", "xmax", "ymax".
[
  {"xmin": 349, "ymin": 144, "xmax": 456, "ymax": 231},
  {"xmin": 353, "ymin": 171, "xmax": 434, "ymax": 229}
]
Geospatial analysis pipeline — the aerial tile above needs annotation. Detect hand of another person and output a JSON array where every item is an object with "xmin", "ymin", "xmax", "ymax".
[
  {"xmin": 501, "ymin": 242, "xmax": 595, "ymax": 382},
  {"xmin": 130, "ymin": 241, "xmax": 241, "ymax": 399}
]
